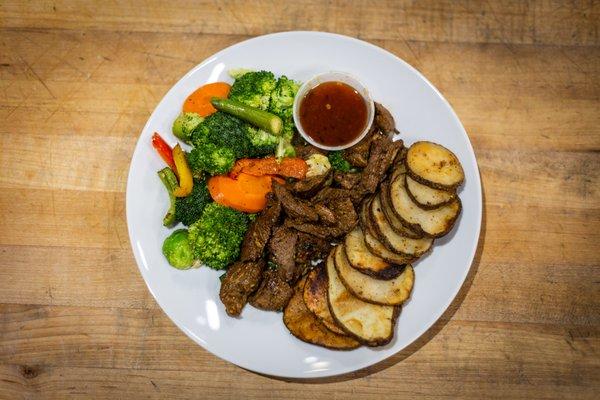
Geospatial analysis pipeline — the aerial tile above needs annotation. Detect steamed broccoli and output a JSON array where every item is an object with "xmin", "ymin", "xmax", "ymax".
[
  {"xmin": 275, "ymin": 137, "xmax": 296, "ymax": 159},
  {"xmin": 191, "ymin": 112, "xmax": 254, "ymax": 159},
  {"xmin": 268, "ymin": 76, "xmax": 300, "ymax": 120},
  {"xmin": 188, "ymin": 203, "xmax": 250, "ymax": 270},
  {"xmin": 247, "ymin": 126, "xmax": 279, "ymax": 156},
  {"xmin": 229, "ymin": 70, "xmax": 277, "ymax": 110},
  {"xmin": 172, "ymin": 112, "xmax": 204, "ymax": 144},
  {"xmin": 162, "ymin": 229, "xmax": 196, "ymax": 269},
  {"xmin": 187, "ymin": 142, "xmax": 236, "ymax": 176},
  {"xmin": 174, "ymin": 178, "xmax": 212, "ymax": 226},
  {"xmin": 328, "ymin": 151, "xmax": 352, "ymax": 172}
]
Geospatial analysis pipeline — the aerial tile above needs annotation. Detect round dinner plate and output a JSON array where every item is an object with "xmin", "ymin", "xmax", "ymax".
[{"xmin": 126, "ymin": 31, "xmax": 482, "ymax": 378}]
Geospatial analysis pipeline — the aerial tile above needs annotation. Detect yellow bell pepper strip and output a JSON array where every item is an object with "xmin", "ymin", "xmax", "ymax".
[{"xmin": 172, "ymin": 144, "xmax": 194, "ymax": 197}]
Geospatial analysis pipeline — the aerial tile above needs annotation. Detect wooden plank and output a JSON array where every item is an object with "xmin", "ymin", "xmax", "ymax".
[
  {"xmin": 0, "ymin": 0, "xmax": 599, "ymax": 46},
  {"xmin": 1, "ymin": 30, "xmax": 598, "ymax": 152},
  {"xmin": 0, "ymin": 305, "xmax": 598, "ymax": 398},
  {"xmin": 0, "ymin": 241, "xmax": 598, "ymax": 328}
]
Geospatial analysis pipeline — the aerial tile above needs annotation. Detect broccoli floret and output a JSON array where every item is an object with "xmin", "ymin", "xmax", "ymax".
[
  {"xmin": 228, "ymin": 68, "xmax": 253, "ymax": 80},
  {"xmin": 174, "ymin": 178, "xmax": 212, "ymax": 226},
  {"xmin": 187, "ymin": 142, "xmax": 236, "ymax": 176},
  {"xmin": 246, "ymin": 126, "xmax": 279, "ymax": 157},
  {"xmin": 162, "ymin": 229, "xmax": 196, "ymax": 269},
  {"xmin": 172, "ymin": 112, "xmax": 204, "ymax": 144},
  {"xmin": 328, "ymin": 151, "xmax": 352, "ymax": 172},
  {"xmin": 275, "ymin": 137, "xmax": 296, "ymax": 159},
  {"xmin": 269, "ymin": 76, "xmax": 300, "ymax": 120},
  {"xmin": 229, "ymin": 71, "xmax": 276, "ymax": 110},
  {"xmin": 191, "ymin": 112, "xmax": 254, "ymax": 160},
  {"xmin": 188, "ymin": 203, "xmax": 250, "ymax": 270}
]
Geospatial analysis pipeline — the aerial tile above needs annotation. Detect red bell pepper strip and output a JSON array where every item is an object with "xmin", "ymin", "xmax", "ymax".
[{"xmin": 152, "ymin": 133, "xmax": 177, "ymax": 174}]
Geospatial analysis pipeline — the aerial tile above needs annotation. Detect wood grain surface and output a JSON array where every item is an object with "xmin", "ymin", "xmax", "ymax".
[{"xmin": 1, "ymin": 1, "xmax": 599, "ymax": 399}]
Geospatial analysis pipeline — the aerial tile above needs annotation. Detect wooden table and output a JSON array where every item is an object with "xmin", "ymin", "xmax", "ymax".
[{"xmin": 1, "ymin": 1, "xmax": 598, "ymax": 398}]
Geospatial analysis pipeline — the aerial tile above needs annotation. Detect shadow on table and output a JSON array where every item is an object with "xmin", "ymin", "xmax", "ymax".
[{"xmin": 256, "ymin": 183, "xmax": 487, "ymax": 383}]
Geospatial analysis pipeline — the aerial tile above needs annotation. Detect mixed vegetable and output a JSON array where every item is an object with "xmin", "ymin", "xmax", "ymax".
[{"xmin": 153, "ymin": 69, "xmax": 307, "ymax": 270}]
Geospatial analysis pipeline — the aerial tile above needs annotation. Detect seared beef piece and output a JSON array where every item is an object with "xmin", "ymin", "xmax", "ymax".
[
  {"xmin": 343, "ymin": 126, "xmax": 378, "ymax": 168},
  {"xmin": 286, "ymin": 198, "xmax": 358, "ymax": 239},
  {"xmin": 356, "ymin": 137, "xmax": 403, "ymax": 195},
  {"xmin": 268, "ymin": 227, "xmax": 299, "ymax": 282},
  {"xmin": 240, "ymin": 194, "xmax": 281, "ymax": 261},
  {"xmin": 374, "ymin": 102, "xmax": 397, "ymax": 133},
  {"xmin": 312, "ymin": 187, "xmax": 353, "ymax": 204},
  {"xmin": 273, "ymin": 182, "xmax": 319, "ymax": 222},
  {"xmin": 249, "ymin": 270, "xmax": 293, "ymax": 311},
  {"xmin": 293, "ymin": 138, "xmax": 327, "ymax": 159},
  {"xmin": 219, "ymin": 260, "xmax": 266, "ymax": 316},
  {"xmin": 289, "ymin": 171, "xmax": 332, "ymax": 199},
  {"xmin": 295, "ymin": 233, "xmax": 331, "ymax": 267},
  {"xmin": 314, "ymin": 203, "xmax": 337, "ymax": 225},
  {"xmin": 333, "ymin": 171, "xmax": 361, "ymax": 190}
]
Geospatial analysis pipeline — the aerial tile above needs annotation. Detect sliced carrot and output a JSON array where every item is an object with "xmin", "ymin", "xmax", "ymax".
[
  {"xmin": 230, "ymin": 157, "xmax": 307, "ymax": 180},
  {"xmin": 183, "ymin": 82, "xmax": 231, "ymax": 117},
  {"xmin": 208, "ymin": 173, "xmax": 275, "ymax": 213}
]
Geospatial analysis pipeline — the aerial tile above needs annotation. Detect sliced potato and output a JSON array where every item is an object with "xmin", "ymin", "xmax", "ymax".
[
  {"xmin": 344, "ymin": 226, "xmax": 391, "ymax": 273},
  {"xmin": 405, "ymin": 174, "xmax": 455, "ymax": 209},
  {"xmin": 406, "ymin": 141, "xmax": 464, "ymax": 189},
  {"xmin": 370, "ymin": 194, "xmax": 433, "ymax": 256},
  {"xmin": 363, "ymin": 229, "xmax": 414, "ymax": 269},
  {"xmin": 327, "ymin": 249, "xmax": 399, "ymax": 346},
  {"xmin": 389, "ymin": 173, "xmax": 461, "ymax": 238},
  {"xmin": 283, "ymin": 274, "xmax": 360, "ymax": 350},
  {"xmin": 379, "ymin": 180, "xmax": 423, "ymax": 239},
  {"xmin": 303, "ymin": 265, "xmax": 347, "ymax": 335},
  {"xmin": 334, "ymin": 245, "xmax": 414, "ymax": 306}
]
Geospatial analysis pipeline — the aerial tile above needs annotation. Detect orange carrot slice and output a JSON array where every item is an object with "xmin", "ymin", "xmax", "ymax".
[
  {"xmin": 183, "ymin": 82, "xmax": 231, "ymax": 117},
  {"xmin": 208, "ymin": 173, "xmax": 275, "ymax": 213}
]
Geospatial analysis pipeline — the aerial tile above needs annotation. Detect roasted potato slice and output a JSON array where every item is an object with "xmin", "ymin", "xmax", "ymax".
[
  {"xmin": 406, "ymin": 141, "xmax": 464, "ymax": 189},
  {"xmin": 380, "ymin": 180, "xmax": 423, "ymax": 239},
  {"xmin": 334, "ymin": 245, "xmax": 414, "ymax": 306},
  {"xmin": 370, "ymin": 193, "xmax": 433, "ymax": 256},
  {"xmin": 405, "ymin": 174, "xmax": 455, "ymax": 209},
  {"xmin": 303, "ymin": 265, "xmax": 347, "ymax": 335},
  {"xmin": 359, "ymin": 199, "xmax": 414, "ymax": 268},
  {"xmin": 327, "ymin": 249, "xmax": 399, "ymax": 346},
  {"xmin": 389, "ymin": 173, "xmax": 461, "ymax": 238},
  {"xmin": 363, "ymin": 231, "xmax": 413, "ymax": 274},
  {"xmin": 344, "ymin": 226, "xmax": 393, "ymax": 273},
  {"xmin": 283, "ymin": 275, "xmax": 360, "ymax": 350}
]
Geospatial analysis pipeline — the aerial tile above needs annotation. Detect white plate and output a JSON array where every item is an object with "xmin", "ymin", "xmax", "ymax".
[{"xmin": 126, "ymin": 31, "xmax": 482, "ymax": 378}]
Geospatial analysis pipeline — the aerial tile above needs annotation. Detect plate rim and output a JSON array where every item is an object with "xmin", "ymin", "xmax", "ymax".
[{"xmin": 126, "ymin": 30, "xmax": 482, "ymax": 378}]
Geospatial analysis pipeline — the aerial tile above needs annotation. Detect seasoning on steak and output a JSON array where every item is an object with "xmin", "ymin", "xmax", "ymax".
[
  {"xmin": 273, "ymin": 182, "xmax": 319, "ymax": 222},
  {"xmin": 374, "ymin": 102, "xmax": 397, "ymax": 134},
  {"xmin": 249, "ymin": 270, "xmax": 293, "ymax": 311},
  {"xmin": 356, "ymin": 136, "xmax": 403, "ymax": 195},
  {"xmin": 289, "ymin": 171, "xmax": 332, "ymax": 199},
  {"xmin": 286, "ymin": 198, "xmax": 358, "ymax": 239},
  {"xmin": 240, "ymin": 194, "xmax": 281, "ymax": 261},
  {"xmin": 314, "ymin": 203, "xmax": 337, "ymax": 225},
  {"xmin": 343, "ymin": 125, "xmax": 379, "ymax": 168},
  {"xmin": 333, "ymin": 171, "xmax": 361, "ymax": 190},
  {"xmin": 312, "ymin": 187, "xmax": 353, "ymax": 204},
  {"xmin": 219, "ymin": 259, "xmax": 266, "ymax": 317},
  {"xmin": 268, "ymin": 227, "xmax": 299, "ymax": 282},
  {"xmin": 295, "ymin": 233, "xmax": 331, "ymax": 268}
]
